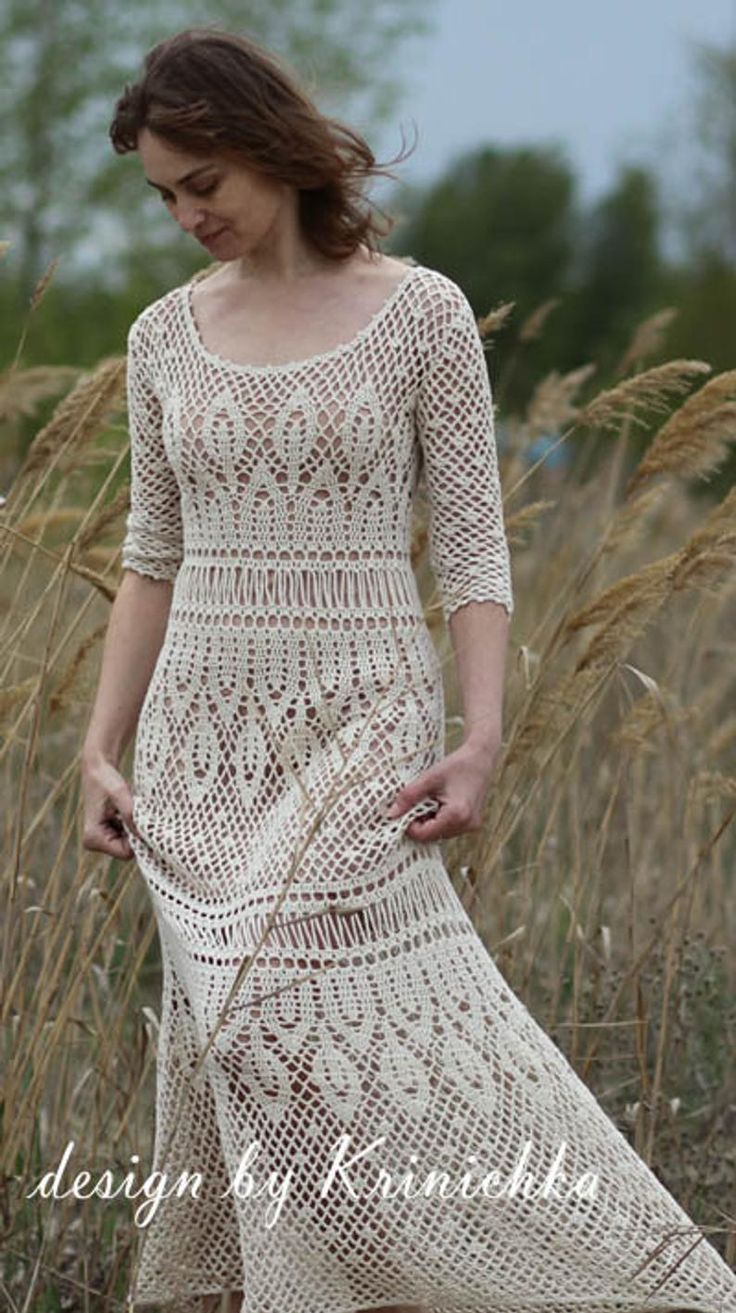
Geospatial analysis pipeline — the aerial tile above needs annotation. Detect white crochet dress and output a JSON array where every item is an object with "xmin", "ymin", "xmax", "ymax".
[{"xmin": 120, "ymin": 261, "xmax": 736, "ymax": 1313}]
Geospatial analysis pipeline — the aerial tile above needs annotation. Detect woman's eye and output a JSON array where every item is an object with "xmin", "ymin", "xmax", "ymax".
[{"xmin": 158, "ymin": 181, "xmax": 217, "ymax": 204}]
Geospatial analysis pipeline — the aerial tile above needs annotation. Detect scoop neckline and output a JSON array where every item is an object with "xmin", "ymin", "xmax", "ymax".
[{"xmin": 180, "ymin": 262, "xmax": 420, "ymax": 375}]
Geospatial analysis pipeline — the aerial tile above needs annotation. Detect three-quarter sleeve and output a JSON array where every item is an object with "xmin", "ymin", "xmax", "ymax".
[
  {"xmin": 121, "ymin": 314, "xmax": 184, "ymax": 582},
  {"xmin": 414, "ymin": 275, "xmax": 514, "ymax": 624}
]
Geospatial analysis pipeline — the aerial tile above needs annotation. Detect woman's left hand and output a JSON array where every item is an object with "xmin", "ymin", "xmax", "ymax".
[{"xmin": 385, "ymin": 740, "xmax": 501, "ymax": 842}]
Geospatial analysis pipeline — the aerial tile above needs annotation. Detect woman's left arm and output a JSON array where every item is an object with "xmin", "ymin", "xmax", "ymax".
[
  {"xmin": 386, "ymin": 599, "xmax": 510, "ymax": 841},
  {"xmin": 449, "ymin": 598, "xmax": 510, "ymax": 757},
  {"xmin": 386, "ymin": 275, "xmax": 513, "ymax": 841}
]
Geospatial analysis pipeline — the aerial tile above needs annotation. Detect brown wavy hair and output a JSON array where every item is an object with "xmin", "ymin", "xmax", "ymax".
[{"xmin": 109, "ymin": 25, "xmax": 416, "ymax": 263}]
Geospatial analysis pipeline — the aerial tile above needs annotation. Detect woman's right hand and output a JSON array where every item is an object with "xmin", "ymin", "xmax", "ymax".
[{"xmin": 81, "ymin": 751, "xmax": 141, "ymax": 860}]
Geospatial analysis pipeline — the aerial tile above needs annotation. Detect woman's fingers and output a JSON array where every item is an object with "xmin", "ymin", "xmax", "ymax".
[
  {"xmin": 82, "ymin": 817, "xmax": 136, "ymax": 860},
  {"xmin": 80, "ymin": 760, "xmax": 139, "ymax": 856},
  {"xmin": 406, "ymin": 802, "xmax": 479, "ymax": 843}
]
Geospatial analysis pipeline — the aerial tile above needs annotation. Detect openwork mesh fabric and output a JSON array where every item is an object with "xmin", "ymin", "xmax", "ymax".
[{"xmin": 120, "ymin": 263, "xmax": 736, "ymax": 1313}]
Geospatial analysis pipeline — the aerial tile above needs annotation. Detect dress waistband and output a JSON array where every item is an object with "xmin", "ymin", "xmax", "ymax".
[{"xmin": 173, "ymin": 556, "xmax": 425, "ymax": 616}]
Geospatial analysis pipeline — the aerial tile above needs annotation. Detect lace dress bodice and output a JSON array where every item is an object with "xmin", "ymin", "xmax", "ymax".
[{"xmin": 121, "ymin": 261, "xmax": 514, "ymax": 626}]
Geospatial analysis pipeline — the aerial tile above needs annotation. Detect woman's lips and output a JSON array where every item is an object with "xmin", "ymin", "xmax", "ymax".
[{"xmin": 200, "ymin": 227, "xmax": 226, "ymax": 245}]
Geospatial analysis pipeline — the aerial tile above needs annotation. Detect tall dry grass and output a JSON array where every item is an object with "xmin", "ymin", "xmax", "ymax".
[{"xmin": 1, "ymin": 256, "xmax": 735, "ymax": 1310}]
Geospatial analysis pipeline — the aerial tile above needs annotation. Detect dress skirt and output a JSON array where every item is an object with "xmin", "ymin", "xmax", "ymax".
[{"xmin": 121, "ymin": 588, "xmax": 736, "ymax": 1313}]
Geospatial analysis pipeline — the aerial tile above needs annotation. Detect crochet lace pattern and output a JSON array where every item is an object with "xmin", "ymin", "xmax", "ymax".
[{"xmin": 120, "ymin": 262, "xmax": 736, "ymax": 1313}]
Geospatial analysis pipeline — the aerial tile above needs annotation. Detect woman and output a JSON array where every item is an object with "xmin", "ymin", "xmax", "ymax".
[{"xmin": 81, "ymin": 25, "xmax": 736, "ymax": 1313}]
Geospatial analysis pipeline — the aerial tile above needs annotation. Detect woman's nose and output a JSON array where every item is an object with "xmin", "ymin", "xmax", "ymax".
[{"xmin": 176, "ymin": 205, "xmax": 206, "ymax": 233}]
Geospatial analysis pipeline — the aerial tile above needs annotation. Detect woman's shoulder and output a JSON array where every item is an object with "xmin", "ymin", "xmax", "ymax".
[
  {"xmin": 404, "ymin": 262, "xmax": 479, "ymax": 356},
  {"xmin": 409, "ymin": 261, "xmax": 474, "ymax": 312},
  {"xmin": 126, "ymin": 281, "xmax": 188, "ymax": 352}
]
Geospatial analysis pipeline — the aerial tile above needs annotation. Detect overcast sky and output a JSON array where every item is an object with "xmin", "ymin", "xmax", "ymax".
[{"xmin": 369, "ymin": 0, "xmax": 735, "ymax": 207}]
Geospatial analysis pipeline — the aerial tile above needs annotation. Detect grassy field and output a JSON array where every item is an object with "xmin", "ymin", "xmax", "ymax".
[{"xmin": 2, "ymin": 272, "xmax": 735, "ymax": 1310}]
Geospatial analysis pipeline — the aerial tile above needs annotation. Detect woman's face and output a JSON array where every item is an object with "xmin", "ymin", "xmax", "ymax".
[{"xmin": 138, "ymin": 127, "xmax": 286, "ymax": 259}]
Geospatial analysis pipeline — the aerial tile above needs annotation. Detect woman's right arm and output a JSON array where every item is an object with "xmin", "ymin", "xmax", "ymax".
[
  {"xmin": 80, "ymin": 308, "xmax": 184, "ymax": 859},
  {"xmin": 80, "ymin": 572, "xmax": 173, "ymax": 859}
]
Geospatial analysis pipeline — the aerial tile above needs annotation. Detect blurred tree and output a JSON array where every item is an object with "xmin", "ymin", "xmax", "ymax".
[
  {"xmin": 564, "ymin": 164, "xmax": 664, "ymax": 377},
  {"xmin": 678, "ymin": 40, "xmax": 736, "ymax": 267},
  {"xmin": 661, "ymin": 252, "xmax": 736, "ymax": 380},
  {"xmin": 396, "ymin": 143, "xmax": 576, "ymax": 317},
  {"xmin": 656, "ymin": 40, "xmax": 736, "ymax": 386}
]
